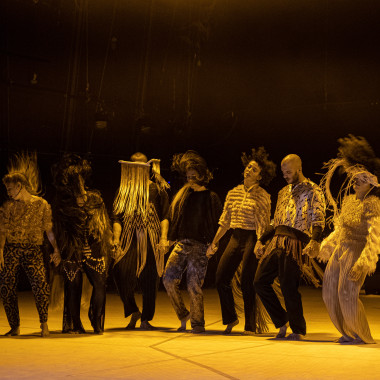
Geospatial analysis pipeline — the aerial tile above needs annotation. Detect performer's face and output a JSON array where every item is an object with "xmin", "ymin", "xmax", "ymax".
[
  {"xmin": 281, "ymin": 162, "xmax": 300, "ymax": 185},
  {"xmin": 353, "ymin": 175, "xmax": 372, "ymax": 200},
  {"xmin": 186, "ymin": 169, "xmax": 202, "ymax": 190},
  {"xmin": 244, "ymin": 160, "xmax": 261, "ymax": 185},
  {"xmin": 5, "ymin": 182, "xmax": 22, "ymax": 200}
]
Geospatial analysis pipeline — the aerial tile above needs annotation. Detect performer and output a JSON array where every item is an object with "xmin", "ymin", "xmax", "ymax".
[
  {"xmin": 254, "ymin": 154, "xmax": 326, "ymax": 340},
  {"xmin": 163, "ymin": 151, "xmax": 222, "ymax": 333},
  {"xmin": 0, "ymin": 153, "xmax": 60, "ymax": 337},
  {"xmin": 112, "ymin": 152, "xmax": 170, "ymax": 330},
  {"xmin": 319, "ymin": 135, "xmax": 380, "ymax": 344},
  {"xmin": 51, "ymin": 154, "xmax": 112, "ymax": 334},
  {"xmin": 207, "ymin": 147, "xmax": 275, "ymax": 334}
]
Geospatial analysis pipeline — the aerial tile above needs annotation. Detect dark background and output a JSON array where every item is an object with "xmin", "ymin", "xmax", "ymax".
[{"xmin": 1, "ymin": 0, "xmax": 380, "ymax": 288}]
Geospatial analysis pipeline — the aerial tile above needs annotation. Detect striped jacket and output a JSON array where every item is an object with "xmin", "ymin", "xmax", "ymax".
[{"xmin": 218, "ymin": 184, "xmax": 271, "ymax": 239}]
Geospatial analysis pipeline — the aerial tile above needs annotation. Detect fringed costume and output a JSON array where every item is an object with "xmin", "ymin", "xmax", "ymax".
[
  {"xmin": 319, "ymin": 135, "xmax": 380, "ymax": 344},
  {"xmin": 214, "ymin": 147, "xmax": 276, "ymax": 334},
  {"xmin": 254, "ymin": 172, "xmax": 326, "ymax": 336},
  {"xmin": 0, "ymin": 153, "xmax": 53, "ymax": 335},
  {"xmin": 112, "ymin": 158, "xmax": 169, "ymax": 325},
  {"xmin": 163, "ymin": 151, "xmax": 222, "ymax": 332},
  {"xmin": 52, "ymin": 154, "xmax": 112, "ymax": 334}
]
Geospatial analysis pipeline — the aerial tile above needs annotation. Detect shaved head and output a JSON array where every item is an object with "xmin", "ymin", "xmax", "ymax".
[
  {"xmin": 281, "ymin": 154, "xmax": 304, "ymax": 185},
  {"xmin": 281, "ymin": 154, "xmax": 302, "ymax": 170}
]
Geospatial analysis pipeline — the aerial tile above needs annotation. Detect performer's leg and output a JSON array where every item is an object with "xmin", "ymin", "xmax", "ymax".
[
  {"xmin": 83, "ymin": 256, "xmax": 107, "ymax": 334},
  {"xmin": 240, "ymin": 232, "xmax": 258, "ymax": 332},
  {"xmin": 279, "ymin": 252, "xmax": 306, "ymax": 336},
  {"xmin": 139, "ymin": 241, "xmax": 158, "ymax": 325},
  {"xmin": 112, "ymin": 239, "xmax": 139, "ymax": 318},
  {"xmin": 322, "ymin": 253, "xmax": 350, "ymax": 340},
  {"xmin": 163, "ymin": 242, "xmax": 189, "ymax": 322},
  {"xmin": 63, "ymin": 263, "xmax": 84, "ymax": 333},
  {"xmin": 186, "ymin": 242, "xmax": 208, "ymax": 331},
  {"xmin": 338, "ymin": 251, "xmax": 375, "ymax": 344},
  {"xmin": 215, "ymin": 232, "xmax": 242, "ymax": 327},
  {"xmin": 21, "ymin": 245, "xmax": 50, "ymax": 336},
  {"xmin": 0, "ymin": 245, "xmax": 22, "ymax": 334},
  {"xmin": 254, "ymin": 248, "xmax": 287, "ymax": 329}
]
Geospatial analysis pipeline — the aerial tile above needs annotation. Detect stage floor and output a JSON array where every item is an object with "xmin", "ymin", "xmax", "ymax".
[{"xmin": 1, "ymin": 286, "xmax": 380, "ymax": 379}]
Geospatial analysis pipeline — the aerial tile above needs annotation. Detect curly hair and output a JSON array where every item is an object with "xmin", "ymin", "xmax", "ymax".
[
  {"xmin": 171, "ymin": 150, "xmax": 213, "ymax": 186},
  {"xmin": 241, "ymin": 146, "xmax": 276, "ymax": 186}
]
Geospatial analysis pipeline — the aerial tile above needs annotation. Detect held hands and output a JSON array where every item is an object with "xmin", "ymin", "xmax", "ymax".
[
  {"xmin": 157, "ymin": 237, "xmax": 170, "ymax": 255},
  {"xmin": 50, "ymin": 249, "xmax": 61, "ymax": 267},
  {"xmin": 206, "ymin": 242, "xmax": 218, "ymax": 258},
  {"xmin": 254, "ymin": 241, "xmax": 265, "ymax": 258},
  {"xmin": 302, "ymin": 240, "xmax": 321, "ymax": 258}
]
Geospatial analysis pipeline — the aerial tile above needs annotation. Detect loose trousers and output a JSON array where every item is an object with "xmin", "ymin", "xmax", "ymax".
[{"xmin": 163, "ymin": 239, "xmax": 208, "ymax": 328}]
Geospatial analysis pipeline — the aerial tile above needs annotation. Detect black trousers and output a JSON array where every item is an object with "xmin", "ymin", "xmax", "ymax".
[
  {"xmin": 215, "ymin": 229, "xmax": 258, "ymax": 331},
  {"xmin": 62, "ymin": 256, "xmax": 106, "ymax": 332},
  {"xmin": 254, "ymin": 247, "xmax": 306, "ymax": 335},
  {"xmin": 113, "ymin": 237, "xmax": 158, "ymax": 322}
]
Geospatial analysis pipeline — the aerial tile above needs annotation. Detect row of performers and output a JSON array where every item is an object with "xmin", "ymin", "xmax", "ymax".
[{"xmin": 0, "ymin": 135, "xmax": 379, "ymax": 344}]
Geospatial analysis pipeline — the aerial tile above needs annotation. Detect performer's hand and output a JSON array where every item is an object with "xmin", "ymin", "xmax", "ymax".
[
  {"xmin": 157, "ymin": 237, "xmax": 170, "ymax": 255},
  {"xmin": 254, "ymin": 241, "xmax": 265, "ymax": 258},
  {"xmin": 348, "ymin": 265, "xmax": 362, "ymax": 282},
  {"xmin": 302, "ymin": 240, "xmax": 320, "ymax": 258},
  {"xmin": 206, "ymin": 242, "xmax": 218, "ymax": 259},
  {"xmin": 50, "ymin": 250, "xmax": 61, "ymax": 267}
]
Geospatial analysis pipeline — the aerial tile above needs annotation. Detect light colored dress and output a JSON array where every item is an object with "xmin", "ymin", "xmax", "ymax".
[{"xmin": 320, "ymin": 194, "xmax": 380, "ymax": 343}]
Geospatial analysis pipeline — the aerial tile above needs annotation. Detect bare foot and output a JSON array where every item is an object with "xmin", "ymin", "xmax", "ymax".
[
  {"xmin": 335, "ymin": 336, "xmax": 353, "ymax": 343},
  {"xmin": 224, "ymin": 320, "xmax": 239, "ymax": 334},
  {"xmin": 177, "ymin": 313, "xmax": 190, "ymax": 332},
  {"xmin": 5, "ymin": 326, "xmax": 20, "ymax": 336},
  {"xmin": 41, "ymin": 322, "xmax": 49, "ymax": 338},
  {"xmin": 275, "ymin": 323, "xmax": 288, "ymax": 339},
  {"xmin": 126, "ymin": 311, "xmax": 142, "ymax": 330},
  {"xmin": 286, "ymin": 333, "xmax": 301, "ymax": 341},
  {"xmin": 341, "ymin": 337, "xmax": 365, "ymax": 345}
]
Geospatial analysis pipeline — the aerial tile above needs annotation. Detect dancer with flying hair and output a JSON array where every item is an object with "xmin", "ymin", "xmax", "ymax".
[
  {"xmin": 208, "ymin": 147, "xmax": 276, "ymax": 335},
  {"xmin": 319, "ymin": 135, "xmax": 380, "ymax": 344},
  {"xmin": 0, "ymin": 153, "xmax": 60, "ymax": 337},
  {"xmin": 163, "ymin": 151, "xmax": 222, "ymax": 333},
  {"xmin": 51, "ymin": 154, "xmax": 112, "ymax": 334}
]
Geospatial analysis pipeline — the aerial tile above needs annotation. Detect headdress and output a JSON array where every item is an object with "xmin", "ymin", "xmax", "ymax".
[
  {"xmin": 321, "ymin": 134, "xmax": 380, "ymax": 221},
  {"xmin": 241, "ymin": 146, "xmax": 276, "ymax": 186},
  {"xmin": 113, "ymin": 158, "xmax": 169, "ymax": 276}
]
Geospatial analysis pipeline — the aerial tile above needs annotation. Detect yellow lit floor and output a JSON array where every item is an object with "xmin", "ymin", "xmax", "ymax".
[{"xmin": 1, "ymin": 286, "xmax": 380, "ymax": 379}]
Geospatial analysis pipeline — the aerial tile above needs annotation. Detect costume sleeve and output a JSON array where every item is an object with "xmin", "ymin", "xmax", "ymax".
[
  {"xmin": 0, "ymin": 202, "xmax": 9, "ymax": 235},
  {"xmin": 254, "ymin": 191, "xmax": 271, "ymax": 239},
  {"xmin": 211, "ymin": 191, "xmax": 223, "ymax": 227},
  {"xmin": 352, "ymin": 198, "xmax": 380, "ymax": 276},
  {"xmin": 218, "ymin": 191, "xmax": 232, "ymax": 229},
  {"xmin": 42, "ymin": 200, "xmax": 53, "ymax": 232},
  {"xmin": 351, "ymin": 216, "xmax": 380, "ymax": 276},
  {"xmin": 159, "ymin": 189, "xmax": 170, "ymax": 221},
  {"xmin": 310, "ymin": 185, "xmax": 326, "ymax": 230},
  {"xmin": 318, "ymin": 226, "xmax": 339, "ymax": 263}
]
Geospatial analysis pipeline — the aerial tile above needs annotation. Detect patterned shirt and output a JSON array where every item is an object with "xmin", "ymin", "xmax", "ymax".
[
  {"xmin": 273, "ymin": 179, "xmax": 325, "ymax": 237},
  {"xmin": 0, "ymin": 196, "xmax": 53, "ymax": 245},
  {"xmin": 219, "ymin": 184, "xmax": 271, "ymax": 238}
]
